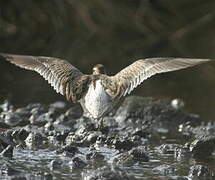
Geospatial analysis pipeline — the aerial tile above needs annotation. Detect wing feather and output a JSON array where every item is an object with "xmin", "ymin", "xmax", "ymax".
[
  {"xmin": 0, "ymin": 53, "xmax": 85, "ymax": 102},
  {"xmin": 109, "ymin": 58, "xmax": 210, "ymax": 98}
]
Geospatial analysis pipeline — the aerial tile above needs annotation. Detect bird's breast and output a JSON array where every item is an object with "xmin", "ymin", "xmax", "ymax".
[{"xmin": 81, "ymin": 79, "xmax": 113, "ymax": 119}]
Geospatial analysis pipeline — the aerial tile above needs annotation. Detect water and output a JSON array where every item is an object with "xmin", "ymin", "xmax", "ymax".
[{"xmin": 0, "ymin": 140, "xmax": 212, "ymax": 179}]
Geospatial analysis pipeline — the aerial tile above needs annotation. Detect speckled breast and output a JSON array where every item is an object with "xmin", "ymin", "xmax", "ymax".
[{"xmin": 81, "ymin": 80, "xmax": 113, "ymax": 119}]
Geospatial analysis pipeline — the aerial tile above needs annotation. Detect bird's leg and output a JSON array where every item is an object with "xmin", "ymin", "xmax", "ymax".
[{"xmin": 97, "ymin": 117, "xmax": 104, "ymax": 130}]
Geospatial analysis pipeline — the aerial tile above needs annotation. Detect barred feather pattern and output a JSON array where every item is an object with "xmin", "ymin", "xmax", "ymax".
[
  {"xmin": 0, "ymin": 53, "xmax": 85, "ymax": 102},
  {"xmin": 109, "ymin": 58, "xmax": 210, "ymax": 98}
]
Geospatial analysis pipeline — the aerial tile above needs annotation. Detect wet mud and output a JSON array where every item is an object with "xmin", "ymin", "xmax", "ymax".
[{"xmin": 0, "ymin": 96, "xmax": 214, "ymax": 179}]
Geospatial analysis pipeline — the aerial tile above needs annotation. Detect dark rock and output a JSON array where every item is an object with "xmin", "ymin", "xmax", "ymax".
[
  {"xmin": 26, "ymin": 103, "xmax": 46, "ymax": 112},
  {"xmin": 77, "ymin": 123, "xmax": 97, "ymax": 133},
  {"xmin": 87, "ymin": 131, "xmax": 102, "ymax": 143},
  {"xmin": 156, "ymin": 144, "xmax": 183, "ymax": 154},
  {"xmin": 44, "ymin": 122, "xmax": 55, "ymax": 131},
  {"xmin": 46, "ymin": 108, "xmax": 62, "ymax": 120},
  {"xmin": 0, "ymin": 111, "xmax": 26, "ymax": 127},
  {"xmin": 95, "ymin": 123, "xmax": 110, "ymax": 134},
  {"xmin": 11, "ymin": 128, "xmax": 30, "ymax": 142},
  {"xmin": 54, "ymin": 130, "xmax": 70, "ymax": 143},
  {"xmin": 0, "ymin": 163, "xmax": 20, "ymax": 176},
  {"xmin": 56, "ymin": 145, "xmax": 79, "ymax": 156},
  {"xmin": 132, "ymin": 128, "xmax": 150, "ymax": 138},
  {"xmin": 180, "ymin": 122, "xmax": 215, "ymax": 137},
  {"xmin": 65, "ymin": 125, "xmax": 102, "ymax": 147},
  {"xmin": 25, "ymin": 132, "xmax": 47, "ymax": 149},
  {"xmin": 43, "ymin": 172, "xmax": 53, "ymax": 180},
  {"xmin": 112, "ymin": 138, "xmax": 135, "ymax": 151},
  {"xmin": 15, "ymin": 107, "xmax": 31, "ymax": 119},
  {"xmin": 102, "ymin": 116, "xmax": 118, "ymax": 127},
  {"xmin": 174, "ymin": 146, "xmax": 191, "ymax": 159},
  {"xmin": 69, "ymin": 157, "xmax": 87, "ymax": 169},
  {"xmin": 30, "ymin": 105, "xmax": 47, "ymax": 115},
  {"xmin": 115, "ymin": 96, "xmax": 200, "ymax": 131},
  {"xmin": 65, "ymin": 132, "xmax": 84, "ymax": 146},
  {"xmin": 49, "ymin": 159, "xmax": 63, "ymax": 170},
  {"xmin": 48, "ymin": 127, "xmax": 70, "ymax": 143},
  {"xmin": 55, "ymin": 105, "xmax": 83, "ymax": 126},
  {"xmin": 95, "ymin": 135, "xmax": 107, "ymax": 146},
  {"xmin": 189, "ymin": 135, "xmax": 215, "ymax": 158},
  {"xmin": 31, "ymin": 172, "xmax": 53, "ymax": 180},
  {"xmin": 28, "ymin": 104, "xmax": 50, "ymax": 126},
  {"xmin": 130, "ymin": 135, "xmax": 142, "ymax": 144},
  {"xmin": 113, "ymin": 147, "xmax": 149, "ymax": 165},
  {"xmin": 86, "ymin": 151, "xmax": 105, "ymax": 161},
  {"xmin": 0, "ymin": 131, "xmax": 15, "ymax": 150},
  {"xmin": 82, "ymin": 166, "xmax": 137, "ymax": 180},
  {"xmin": 65, "ymin": 131, "xmax": 91, "ymax": 147},
  {"xmin": 0, "ymin": 145, "xmax": 13, "ymax": 158},
  {"xmin": 29, "ymin": 112, "xmax": 52, "ymax": 126},
  {"xmin": 188, "ymin": 165, "xmax": 211, "ymax": 177},
  {"xmin": 129, "ymin": 147, "xmax": 149, "ymax": 161},
  {"xmin": 0, "ymin": 100, "xmax": 14, "ymax": 112},
  {"xmin": 54, "ymin": 114, "xmax": 69, "ymax": 125},
  {"xmin": 6, "ymin": 109, "xmax": 29, "ymax": 126},
  {"xmin": 153, "ymin": 164, "xmax": 175, "ymax": 175}
]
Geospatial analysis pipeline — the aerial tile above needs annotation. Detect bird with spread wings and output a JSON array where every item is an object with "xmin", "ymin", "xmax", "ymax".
[{"xmin": 0, "ymin": 53, "xmax": 210, "ymax": 127}]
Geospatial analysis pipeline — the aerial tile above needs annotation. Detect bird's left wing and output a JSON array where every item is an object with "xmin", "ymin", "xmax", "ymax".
[{"xmin": 106, "ymin": 58, "xmax": 210, "ymax": 98}]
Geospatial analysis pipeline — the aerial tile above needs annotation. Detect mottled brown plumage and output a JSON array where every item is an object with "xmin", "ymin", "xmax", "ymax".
[{"xmin": 0, "ymin": 53, "xmax": 211, "ymax": 120}]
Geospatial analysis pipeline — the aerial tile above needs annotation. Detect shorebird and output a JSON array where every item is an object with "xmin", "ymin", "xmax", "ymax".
[{"xmin": 0, "ymin": 53, "xmax": 210, "ymax": 127}]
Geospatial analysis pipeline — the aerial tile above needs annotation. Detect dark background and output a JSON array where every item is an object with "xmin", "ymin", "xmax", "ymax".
[{"xmin": 0, "ymin": 0, "xmax": 215, "ymax": 120}]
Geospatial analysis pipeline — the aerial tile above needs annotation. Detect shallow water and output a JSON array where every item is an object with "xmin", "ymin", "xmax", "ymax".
[{"xmin": 0, "ymin": 136, "xmax": 211, "ymax": 179}]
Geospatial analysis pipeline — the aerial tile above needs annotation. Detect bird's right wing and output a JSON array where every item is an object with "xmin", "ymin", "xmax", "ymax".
[{"xmin": 0, "ymin": 53, "xmax": 88, "ymax": 102}]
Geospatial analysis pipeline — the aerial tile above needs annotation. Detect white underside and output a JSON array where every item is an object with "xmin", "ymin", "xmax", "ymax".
[{"xmin": 80, "ymin": 80, "xmax": 113, "ymax": 119}]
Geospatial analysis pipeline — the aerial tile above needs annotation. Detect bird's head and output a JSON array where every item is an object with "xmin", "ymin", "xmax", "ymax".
[{"xmin": 92, "ymin": 64, "xmax": 106, "ymax": 75}]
